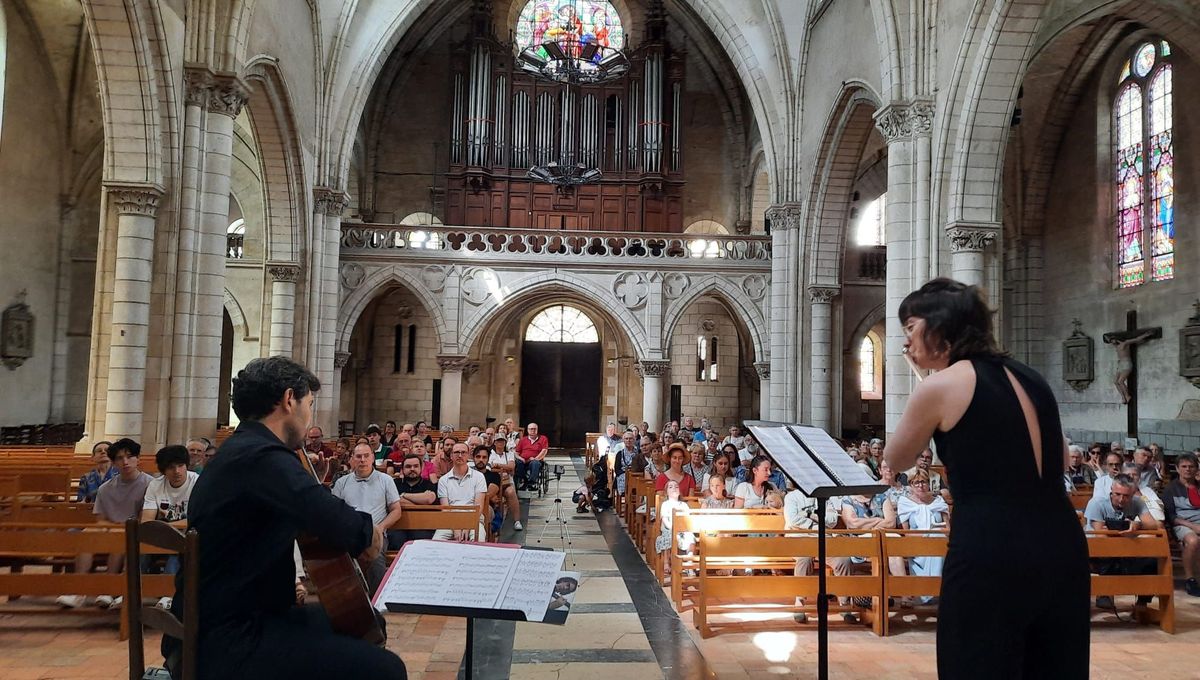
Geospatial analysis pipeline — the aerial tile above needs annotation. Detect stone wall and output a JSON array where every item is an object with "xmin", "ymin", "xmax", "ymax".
[{"xmin": 668, "ymin": 297, "xmax": 742, "ymax": 429}]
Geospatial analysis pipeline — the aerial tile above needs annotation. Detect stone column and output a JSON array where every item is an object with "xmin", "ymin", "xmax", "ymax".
[
  {"xmin": 267, "ymin": 263, "xmax": 301, "ymax": 356},
  {"xmin": 103, "ymin": 184, "xmax": 163, "ymax": 440},
  {"xmin": 765, "ymin": 203, "xmax": 803, "ymax": 422},
  {"xmin": 808, "ymin": 286, "xmax": 839, "ymax": 432},
  {"xmin": 330, "ymin": 351, "xmax": 351, "ymax": 434},
  {"xmin": 636, "ymin": 360, "xmax": 671, "ymax": 432},
  {"xmin": 437, "ymin": 355, "xmax": 470, "ymax": 429},
  {"xmin": 946, "ymin": 223, "xmax": 999, "ymax": 288},
  {"xmin": 169, "ymin": 69, "xmax": 249, "ymax": 442},
  {"xmin": 754, "ymin": 362, "xmax": 771, "ymax": 420},
  {"xmin": 309, "ymin": 188, "xmax": 348, "ymax": 434},
  {"xmin": 874, "ymin": 100, "xmax": 934, "ymax": 436}
]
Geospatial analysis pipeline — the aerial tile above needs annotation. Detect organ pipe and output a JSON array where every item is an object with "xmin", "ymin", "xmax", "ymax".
[
  {"xmin": 671, "ymin": 82, "xmax": 681, "ymax": 172},
  {"xmin": 452, "ymin": 73, "xmax": 463, "ymax": 164}
]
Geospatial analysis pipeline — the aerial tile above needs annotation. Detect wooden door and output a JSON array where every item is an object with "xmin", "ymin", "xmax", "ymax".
[{"xmin": 519, "ymin": 342, "xmax": 602, "ymax": 448}]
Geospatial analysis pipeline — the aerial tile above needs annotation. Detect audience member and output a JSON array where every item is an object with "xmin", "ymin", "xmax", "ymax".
[
  {"xmin": 1120, "ymin": 462, "xmax": 1165, "ymax": 522},
  {"xmin": 1110, "ymin": 441, "xmax": 1126, "ymax": 460},
  {"xmin": 735, "ymin": 451, "xmax": 788, "ymax": 490},
  {"xmin": 573, "ymin": 472, "xmax": 595, "ymax": 513},
  {"xmin": 381, "ymin": 421, "xmax": 398, "ymax": 448},
  {"xmin": 503, "ymin": 418, "xmax": 520, "ymax": 450},
  {"xmin": 435, "ymin": 442, "xmax": 487, "ymax": 541},
  {"xmin": 878, "ymin": 460, "xmax": 908, "ymax": 509},
  {"xmin": 681, "ymin": 416, "xmax": 700, "ymax": 435},
  {"xmin": 514, "ymin": 422, "xmax": 549, "ymax": 491},
  {"xmin": 910, "ymin": 449, "xmax": 947, "ymax": 499},
  {"xmin": 185, "ymin": 438, "xmax": 209, "ymax": 472},
  {"xmin": 140, "ymin": 445, "xmax": 199, "ymax": 609},
  {"xmin": 655, "ymin": 443, "xmax": 697, "ymax": 497},
  {"xmin": 612, "ymin": 431, "xmax": 639, "ymax": 496},
  {"xmin": 331, "ymin": 443, "xmax": 402, "ymax": 595},
  {"xmin": 389, "ymin": 453, "xmax": 437, "ymax": 549},
  {"xmin": 1131, "ymin": 446, "xmax": 1161, "ymax": 489},
  {"xmin": 1085, "ymin": 444, "xmax": 1104, "ymax": 474},
  {"xmin": 867, "ymin": 439, "xmax": 884, "ymax": 477},
  {"xmin": 897, "ymin": 470, "xmax": 949, "ymax": 603},
  {"xmin": 734, "ymin": 454, "xmax": 774, "ymax": 509},
  {"xmin": 473, "ymin": 446, "xmax": 505, "ymax": 538},
  {"xmin": 1085, "ymin": 473, "xmax": 1159, "ymax": 610},
  {"xmin": 1065, "ymin": 445, "xmax": 1097, "ymax": 487},
  {"xmin": 77, "ymin": 440, "xmax": 116, "ymax": 502},
  {"xmin": 365, "ymin": 424, "xmax": 387, "ymax": 464},
  {"xmin": 595, "ymin": 423, "xmax": 621, "ymax": 465},
  {"xmin": 656, "ymin": 480, "xmax": 693, "ymax": 575},
  {"xmin": 701, "ymin": 452, "xmax": 737, "ymax": 497},
  {"xmin": 787, "ymin": 489, "xmax": 841, "ymax": 622},
  {"xmin": 416, "ymin": 421, "xmax": 433, "ymax": 446},
  {"xmin": 737, "ymin": 433, "xmax": 760, "ymax": 463},
  {"xmin": 701, "ymin": 476, "xmax": 735, "ymax": 509},
  {"xmin": 721, "ymin": 425, "xmax": 746, "ymax": 450},
  {"xmin": 1164, "ymin": 452, "xmax": 1200, "ymax": 596},
  {"xmin": 1092, "ymin": 451, "xmax": 1125, "ymax": 499},
  {"xmin": 682, "ymin": 444, "xmax": 709, "ymax": 488},
  {"xmin": 488, "ymin": 437, "xmax": 521, "ymax": 530}
]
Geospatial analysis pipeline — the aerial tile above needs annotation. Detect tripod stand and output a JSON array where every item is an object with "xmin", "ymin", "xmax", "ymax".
[{"xmin": 536, "ymin": 467, "xmax": 575, "ymax": 567}]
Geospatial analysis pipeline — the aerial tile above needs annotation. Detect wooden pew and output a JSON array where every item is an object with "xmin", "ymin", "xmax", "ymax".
[
  {"xmin": 4, "ymin": 500, "xmax": 98, "ymax": 525},
  {"xmin": 669, "ymin": 509, "xmax": 786, "ymax": 611},
  {"xmin": 694, "ymin": 529, "xmax": 886, "ymax": 638},
  {"xmin": 1087, "ymin": 529, "xmax": 1174, "ymax": 633},
  {"xmin": 0, "ymin": 467, "xmax": 74, "ymax": 500},
  {"xmin": 877, "ymin": 529, "xmax": 949, "ymax": 635},
  {"xmin": 584, "ymin": 432, "xmax": 603, "ymax": 472},
  {"xmin": 1068, "ymin": 491, "xmax": 1092, "ymax": 511},
  {"xmin": 0, "ymin": 524, "xmax": 176, "ymax": 639},
  {"xmin": 383, "ymin": 504, "xmax": 483, "ymax": 557},
  {"xmin": 646, "ymin": 492, "xmax": 703, "ymax": 582}
]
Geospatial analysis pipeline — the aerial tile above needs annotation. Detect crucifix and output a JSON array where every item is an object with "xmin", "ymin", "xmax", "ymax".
[{"xmin": 1102, "ymin": 310, "xmax": 1162, "ymax": 438}]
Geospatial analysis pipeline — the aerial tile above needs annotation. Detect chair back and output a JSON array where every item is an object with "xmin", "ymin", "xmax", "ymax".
[{"xmin": 125, "ymin": 519, "xmax": 199, "ymax": 680}]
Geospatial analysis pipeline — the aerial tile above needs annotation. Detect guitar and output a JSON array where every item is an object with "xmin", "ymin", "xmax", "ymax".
[{"xmin": 294, "ymin": 449, "xmax": 386, "ymax": 645}]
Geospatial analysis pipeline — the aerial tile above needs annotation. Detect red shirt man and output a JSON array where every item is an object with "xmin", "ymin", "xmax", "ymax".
[{"xmin": 514, "ymin": 423, "xmax": 549, "ymax": 462}]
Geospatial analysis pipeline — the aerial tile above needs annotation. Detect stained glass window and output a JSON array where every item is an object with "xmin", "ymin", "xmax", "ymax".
[
  {"xmin": 855, "ymin": 194, "xmax": 886, "ymax": 246},
  {"xmin": 515, "ymin": 0, "xmax": 625, "ymax": 62},
  {"xmin": 859, "ymin": 336, "xmax": 875, "ymax": 395},
  {"xmin": 525, "ymin": 305, "xmax": 599, "ymax": 343},
  {"xmin": 1114, "ymin": 40, "xmax": 1174, "ymax": 287}
]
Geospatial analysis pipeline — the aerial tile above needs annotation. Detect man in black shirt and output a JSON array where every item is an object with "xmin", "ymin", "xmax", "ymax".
[
  {"xmin": 474, "ymin": 445, "xmax": 505, "ymax": 536},
  {"xmin": 164, "ymin": 357, "xmax": 406, "ymax": 679},
  {"xmin": 389, "ymin": 453, "xmax": 438, "ymax": 549}
]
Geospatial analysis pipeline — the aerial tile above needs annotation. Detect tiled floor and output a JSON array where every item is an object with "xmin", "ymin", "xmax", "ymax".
[{"xmin": 3, "ymin": 452, "xmax": 1200, "ymax": 679}]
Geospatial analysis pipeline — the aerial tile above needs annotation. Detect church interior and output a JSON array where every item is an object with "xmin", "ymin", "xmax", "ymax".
[{"xmin": 1, "ymin": 0, "xmax": 1199, "ymax": 677}]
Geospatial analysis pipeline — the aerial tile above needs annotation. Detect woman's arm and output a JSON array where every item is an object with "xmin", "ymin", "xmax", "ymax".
[{"xmin": 884, "ymin": 373, "xmax": 954, "ymax": 473}]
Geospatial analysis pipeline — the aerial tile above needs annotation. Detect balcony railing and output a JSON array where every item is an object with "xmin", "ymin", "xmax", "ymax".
[{"xmin": 340, "ymin": 224, "xmax": 771, "ymax": 264}]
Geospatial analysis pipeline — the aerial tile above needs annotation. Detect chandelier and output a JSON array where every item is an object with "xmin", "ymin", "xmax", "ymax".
[
  {"xmin": 514, "ymin": 0, "xmax": 630, "ymax": 86},
  {"xmin": 527, "ymin": 159, "xmax": 603, "ymax": 187},
  {"xmin": 516, "ymin": 41, "xmax": 630, "ymax": 85}
]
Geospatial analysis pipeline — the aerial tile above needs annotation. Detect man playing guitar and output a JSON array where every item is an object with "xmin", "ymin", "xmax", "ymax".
[{"xmin": 163, "ymin": 357, "xmax": 407, "ymax": 679}]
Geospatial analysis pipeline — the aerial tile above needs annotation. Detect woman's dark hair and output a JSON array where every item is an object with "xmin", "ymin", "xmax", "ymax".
[
  {"xmin": 231, "ymin": 357, "xmax": 321, "ymax": 421},
  {"xmin": 721, "ymin": 443, "xmax": 738, "ymax": 456},
  {"xmin": 108, "ymin": 438, "xmax": 141, "ymax": 461},
  {"xmin": 155, "ymin": 445, "xmax": 190, "ymax": 473},
  {"xmin": 898, "ymin": 278, "xmax": 1006, "ymax": 363},
  {"xmin": 750, "ymin": 453, "xmax": 772, "ymax": 472}
]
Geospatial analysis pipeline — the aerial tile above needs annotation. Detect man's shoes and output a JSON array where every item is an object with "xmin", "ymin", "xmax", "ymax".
[
  {"xmin": 1095, "ymin": 595, "xmax": 1115, "ymax": 611},
  {"xmin": 111, "ymin": 596, "xmax": 124, "ymax": 609},
  {"xmin": 1186, "ymin": 578, "xmax": 1200, "ymax": 597},
  {"xmin": 94, "ymin": 595, "xmax": 115, "ymax": 609},
  {"xmin": 56, "ymin": 595, "xmax": 85, "ymax": 609},
  {"xmin": 514, "ymin": 521, "xmax": 523, "ymax": 531},
  {"xmin": 156, "ymin": 597, "xmax": 173, "ymax": 610}
]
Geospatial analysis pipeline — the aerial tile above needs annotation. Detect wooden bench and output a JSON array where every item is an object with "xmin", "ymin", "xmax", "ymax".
[
  {"xmin": 694, "ymin": 529, "xmax": 886, "ymax": 637},
  {"xmin": 1069, "ymin": 491, "xmax": 1092, "ymax": 511},
  {"xmin": 669, "ymin": 509, "xmax": 785, "ymax": 611},
  {"xmin": 878, "ymin": 530, "xmax": 949, "ymax": 635},
  {"xmin": 383, "ymin": 504, "xmax": 483, "ymax": 557},
  {"xmin": 0, "ymin": 524, "xmax": 176, "ymax": 639},
  {"xmin": 3, "ymin": 500, "xmax": 98, "ymax": 525},
  {"xmin": 645, "ymin": 493, "xmax": 703, "ymax": 582},
  {"xmin": 584, "ymin": 432, "xmax": 604, "ymax": 471},
  {"xmin": 0, "ymin": 467, "xmax": 74, "ymax": 500},
  {"xmin": 1087, "ymin": 529, "xmax": 1174, "ymax": 633}
]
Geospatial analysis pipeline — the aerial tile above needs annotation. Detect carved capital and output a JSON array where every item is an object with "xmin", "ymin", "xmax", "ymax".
[
  {"xmin": 808, "ymin": 285, "xmax": 839, "ymax": 304},
  {"xmin": 334, "ymin": 351, "xmax": 352, "ymax": 370},
  {"xmin": 754, "ymin": 361, "xmax": 771, "ymax": 381},
  {"xmin": 874, "ymin": 99, "xmax": 936, "ymax": 143},
  {"xmin": 314, "ymin": 186, "xmax": 350, "ymax": 217},
  {"xmin": 208, "ymin": 73, "xmax": 250, "ymax": 118},
  {"xmin": 437, "ymin": 354, "xmax": 472, "ymax": 373},
  {"xmin": 636, "ymin": 360, "xmax": 672, "ymax": 379},
  {"xmin": 105, "ymin": 183, "xmax": 164, "ymax": 217},
  {"xmin": 183, "ymin": 66, "xmax": 213, "ymax": 108},
  {"xmin": 764, "ymin": 203, "xmax": 803, "ymax": 232},
  {"xmin": 946, "ymin": 224, "xmax": 999, "ymax": 253},
  {"xmin": 267, "ymin": 263, "xmax": 301, "ymax": 283}
]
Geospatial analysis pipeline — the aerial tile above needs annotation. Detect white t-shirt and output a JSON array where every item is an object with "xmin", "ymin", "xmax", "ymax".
[
  {"xmin": 735, "ymin": 481, "xmax": 767, "ymax": 508},
  {"xmin": 437, "ymin": 466, "xmax": 488, "ymax": 506},
  {"xmin": 488, "ymin": 451, "xmax": 516, "ymax": 482},
  {"xmin": 141, "ymin": 470, "xmax": 200, "ymax": 522}
]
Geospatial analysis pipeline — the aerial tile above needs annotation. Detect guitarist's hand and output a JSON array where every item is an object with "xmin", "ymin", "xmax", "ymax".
[{"xmin": 362, "ymin": 524, "xmax": 385, "ymax": 562}]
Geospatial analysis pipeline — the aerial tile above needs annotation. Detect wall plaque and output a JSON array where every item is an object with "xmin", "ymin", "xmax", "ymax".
[
  {"xmin": 1062, "ymin": 318, "xmax": 1093, "ymax": 391},
  {"xmin": 1, "ymin": 291, "xmax": 34, "ymax": 370},
  {"xmin": 1180, "ymin": 300, "xmax": 1200, "ymax": 390}
]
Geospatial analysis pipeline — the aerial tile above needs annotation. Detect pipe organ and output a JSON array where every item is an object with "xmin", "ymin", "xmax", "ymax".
[{"xmin": 445, "ymin": 2, "xmax": 686, "ymax": 232}]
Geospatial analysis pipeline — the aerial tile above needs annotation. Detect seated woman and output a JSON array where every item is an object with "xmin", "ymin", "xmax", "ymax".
[
  {"xmin": 733, "ymin": 454, "xmax": 775, "ymax": 509},
  {"xmin": 656, "ymin": 480, "xmax": 694, "ymax": 575},
  {"xmin": 896, "ymin": 469, "xmax": 950, "ymax": 604},
  {"xmin": 700, "ymin": 475, "xmax": 735, "ymax": 509},
  {"xmin": 654, "ymin": 444, "xmax": 697, "ymax": 497},
  {"xmin": 701, "ymin": 452, "xmax": 738, "ymax": 497}
]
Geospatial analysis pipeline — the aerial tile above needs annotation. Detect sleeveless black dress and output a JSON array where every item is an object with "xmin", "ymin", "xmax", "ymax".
[{"xmin": 932, "ymin": 357, "xmax": 1089, "ymax": 679}]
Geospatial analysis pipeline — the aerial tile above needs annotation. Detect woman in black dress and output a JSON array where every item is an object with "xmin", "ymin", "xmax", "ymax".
[{"xmin": 884, "ymin": 279, "xmax": 1089, "ymax": 679}]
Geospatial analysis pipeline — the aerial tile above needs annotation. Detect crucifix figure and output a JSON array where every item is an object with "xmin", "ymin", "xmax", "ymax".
[{"xmin": 1102, "ymin": 310, "xmax": 1162, "ymax": 437}]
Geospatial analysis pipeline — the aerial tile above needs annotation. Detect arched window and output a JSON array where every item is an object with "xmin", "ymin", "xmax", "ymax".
[
  {"xmin": 855, "ymin": 194, "xmax": 886, "ymax": 247},
  {"xmin": 226, "ymin": 219, "xmax": 245, "ymax": 259},
  {"xmin": 515, "ymin": 1, "xmax": 625, "ymax": 59},
  {"xmin": 696, "ymin": 336, "xmax": 718, "ymax": 382},
  {"xmin": 525, "ymin": 305, "xmax": 599, "ymax": 343},
  {"xmin": 1114, "ymin": 40, "xmax": 1173, "ymax": 287},
  {"xmin": 859, "ymin": 331, "xmax": 883, "ymax": 398}
]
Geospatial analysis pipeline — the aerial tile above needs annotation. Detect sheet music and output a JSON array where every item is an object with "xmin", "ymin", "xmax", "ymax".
[
  {"xmin": 789, "ymin": 425, "xmax": 878, "ymax": 487},
  {"xmin": 747, "ymin": 425, "xmax": 830, "ymax": 493},
  {"xmin": 497, "ymin": 549, "xmax": 566, "ymax": 622}
]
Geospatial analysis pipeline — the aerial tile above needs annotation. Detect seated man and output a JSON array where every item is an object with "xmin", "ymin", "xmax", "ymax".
[
  {"xmin": 1084, "ymin": 473, "xmax": 1160, "ymax": 611},
  {"xmin": 364, "ymin": 424, "xmax": 387, "ymax": 465},
  {"xmin": 786, "ymin": 488, "xmax": 840, "ymax": 623},
  {"xmin": 57, "ymin": 438, "xmax": 152, "ymax": 609},
  {"xmin": 1120, "ymin": 462, "xmax": 1165, "ymax": 522},
  {"xmin": 514, "ymin": 422, "xmax": 549, "ymax": 491},
  {"xmin": 1065, "ymin": 444, "xmax": 1097, "ymax": 488},
  {"xmin": 303, "ymin": 427, "xmax": 336, "ymax": 482},
  {"xmin": 385, "ymin": 431, "xmax": 413, "ymax": 473},
  {"xmin": 721, "ymin": 425, "xmax": 746, "ymax": 451},
  {"xmin": 1164, "ymin": 452, "xmax": 1200, "ymax": 597},
  {"xmin": 473, "ymin": 445, "xmax": 504, "ymax": 537},
  {"xmin": 1093, "ymin": 451, "xmax": 1125, "ymax": 499},
  {"xmin": 434, "ymin": 442, "xmax": 487, "ymax": 541},
  {"xmin": 332, "ymin": 443, "xmax": 403, "ymax": 596},
  {"xmin": 76, "ymin": 440, "xmax": 115, "ymax": 502},
  {"xmin": 141, "ymin": 444, "xmax": 201, "ymax": 608},
  {"xmin": 389, "ymin": 453, "xmax": 438, "ymax": 550},
  {"xmin": 1131, "ymin": 446, "xmax": 1162, "ymax": 489},
  {"xmin": 185, "ymin": 438, "xmax": 210, "ymax": 473}
]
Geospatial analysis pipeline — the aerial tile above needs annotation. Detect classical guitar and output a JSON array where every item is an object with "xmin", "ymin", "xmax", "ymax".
[{"xmin": 294, "ymin": 449, "xmax": 386, "ymax": 645}]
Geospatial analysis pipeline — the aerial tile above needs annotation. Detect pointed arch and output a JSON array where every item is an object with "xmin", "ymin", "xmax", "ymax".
[
  {"xmin": 223, "ymin": 288, "xmax": 250, "ymax": 340},
  {"xmin": 337, "ymin": 265, "xmax": 451, "ymax": 354},
  {"xmin": 660, "ymin": 274, "xmax": 766, "ymax": 362}
]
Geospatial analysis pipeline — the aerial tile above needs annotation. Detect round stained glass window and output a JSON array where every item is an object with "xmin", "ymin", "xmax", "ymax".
[
  {"xmin": 1133, "ymin": 43, "xmax": 1156, "ymax": 78},
  {"xmin": 515, "ymin": 0, "xmax": 625, "ymax": 62}
]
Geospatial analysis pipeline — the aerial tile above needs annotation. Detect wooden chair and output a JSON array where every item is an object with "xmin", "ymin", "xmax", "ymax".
[{"xmin": 126, "ymin": 518, "xmax": 198, "ymax": 680}]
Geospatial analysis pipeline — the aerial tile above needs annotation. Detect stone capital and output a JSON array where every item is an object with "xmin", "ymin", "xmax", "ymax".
[
  {"xmin": 314, "ymin": 186, "xmax": 350, "ymax": 217},
  {"xmin": 754, "ymin": 361, "xmax": 771, "ymax": 381},
  {"xmin": 636, "ymin": 359, "xmax": 672, "ymax": 379},
  {"xmin": 208, "ymin": 72, "xmax": 250, "ymax": 118},
  {"xmin": 874, "ymin": 98, "xmax": 935, "ymax": 143},
  {"xmin": 946, "ymin": 222, "xmax": 999, "ymax": 253},
  {"xmin": 267, "ymin": 263, "xmax": 301, "ymax": 283},
  {"xmin": 183, "ymin": 66, "xmax": 213, "ymax": 108},
  {"xmin": 437, "ymin": 354, "xmax": 472, "ymax": 373},
  {"xmin": 105, "ymin": 182, "xmax": 164, "ymax": 217},
  {"xmin": 764, "ymin": 203, "xmax": 803, "ymax": 232},
  {"xmin": 334, "ymin": 351, "xmax": 352, "ymax": 370},
  {"xmin": 808, "ymin": 285, "xmax": 839, "ymax": 304}
]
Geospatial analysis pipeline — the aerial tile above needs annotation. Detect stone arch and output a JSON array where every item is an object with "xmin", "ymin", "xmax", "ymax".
[
  {"xmin": 684, "ymin": 220, "xmax": 730, "ymax": 235},
  {"xmin": 81, "ymin": 0, "xmax": 164, "ymax": 186},
  {"xmin": 223, "ymin": 288, "xmax": 250, "ymax": 340},
  {"xmin": 458, "ymin": 271, "xmax": 651, "ymax": 360},
  {"xmin": 805, "ymin": 82, "xmax": 883, "ymax": 287},
  {"xmin": 243, "ymin": 56, "xmax": 309, "ymax": 264},
  {"xmin": 660, "ymin": 275, "xmax": 767, "ymax": 362},
  {"xmin": 337, "ymin": 265, "xmax": 451, "ymax": 354},
  {"xmin": 866, "ymin": 0, "xmax": 902, "ymax": 100}
]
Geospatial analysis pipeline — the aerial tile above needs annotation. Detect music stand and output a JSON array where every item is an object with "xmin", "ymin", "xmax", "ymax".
[{"xmin": 746, "ymin": 421, "xmax": 886, "ymax": 680}]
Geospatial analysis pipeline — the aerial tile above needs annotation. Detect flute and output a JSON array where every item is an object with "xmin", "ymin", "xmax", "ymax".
[{"xmin": 902, "ymin": 347, "xmax": 926, "ymax": 383}]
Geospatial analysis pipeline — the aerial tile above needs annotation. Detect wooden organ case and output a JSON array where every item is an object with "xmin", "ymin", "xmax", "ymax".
[{"xmin": 445, "ymin": 1, "xmax": 686, "ymax": 232}]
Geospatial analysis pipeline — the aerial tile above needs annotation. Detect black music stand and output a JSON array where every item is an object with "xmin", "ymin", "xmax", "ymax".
[{"xmin": 746, "ymin": 421, "xmax": 886, "ymax": 680}]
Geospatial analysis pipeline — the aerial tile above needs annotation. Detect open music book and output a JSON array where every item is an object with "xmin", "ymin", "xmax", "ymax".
[
  {"xmin": 373, "ymin": 540, "xmax": 568, "ymax": 623},
  {"xmin": 746, "ymin": 421, "xmax": 885, "ymax": 499}
]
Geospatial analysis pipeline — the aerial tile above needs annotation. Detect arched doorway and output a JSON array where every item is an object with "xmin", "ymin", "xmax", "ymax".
[{"xmin": 519, "ymin": 305, "xmax": 602, "ymax": 447}]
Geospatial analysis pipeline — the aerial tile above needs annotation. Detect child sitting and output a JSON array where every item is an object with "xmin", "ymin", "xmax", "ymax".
[{"xmin": 573, "ymin": 472, "xmax": 596, "ymax": 513}]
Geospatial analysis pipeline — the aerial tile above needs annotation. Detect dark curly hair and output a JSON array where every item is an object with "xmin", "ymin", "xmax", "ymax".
[
  {"xmin": 231, "ymin": 357, "xmax": 321, "ymax": 421},
  {"xmin": 155, "ymin": 445, "xmax": 190, "ymax": 473},
  {"xmin": 108, "ymin": 438, "xmax": 141, "ymax": 461},
  {"xmin": 898, "ymin": 278, "xmax": 1006, "ymax": 363}
]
